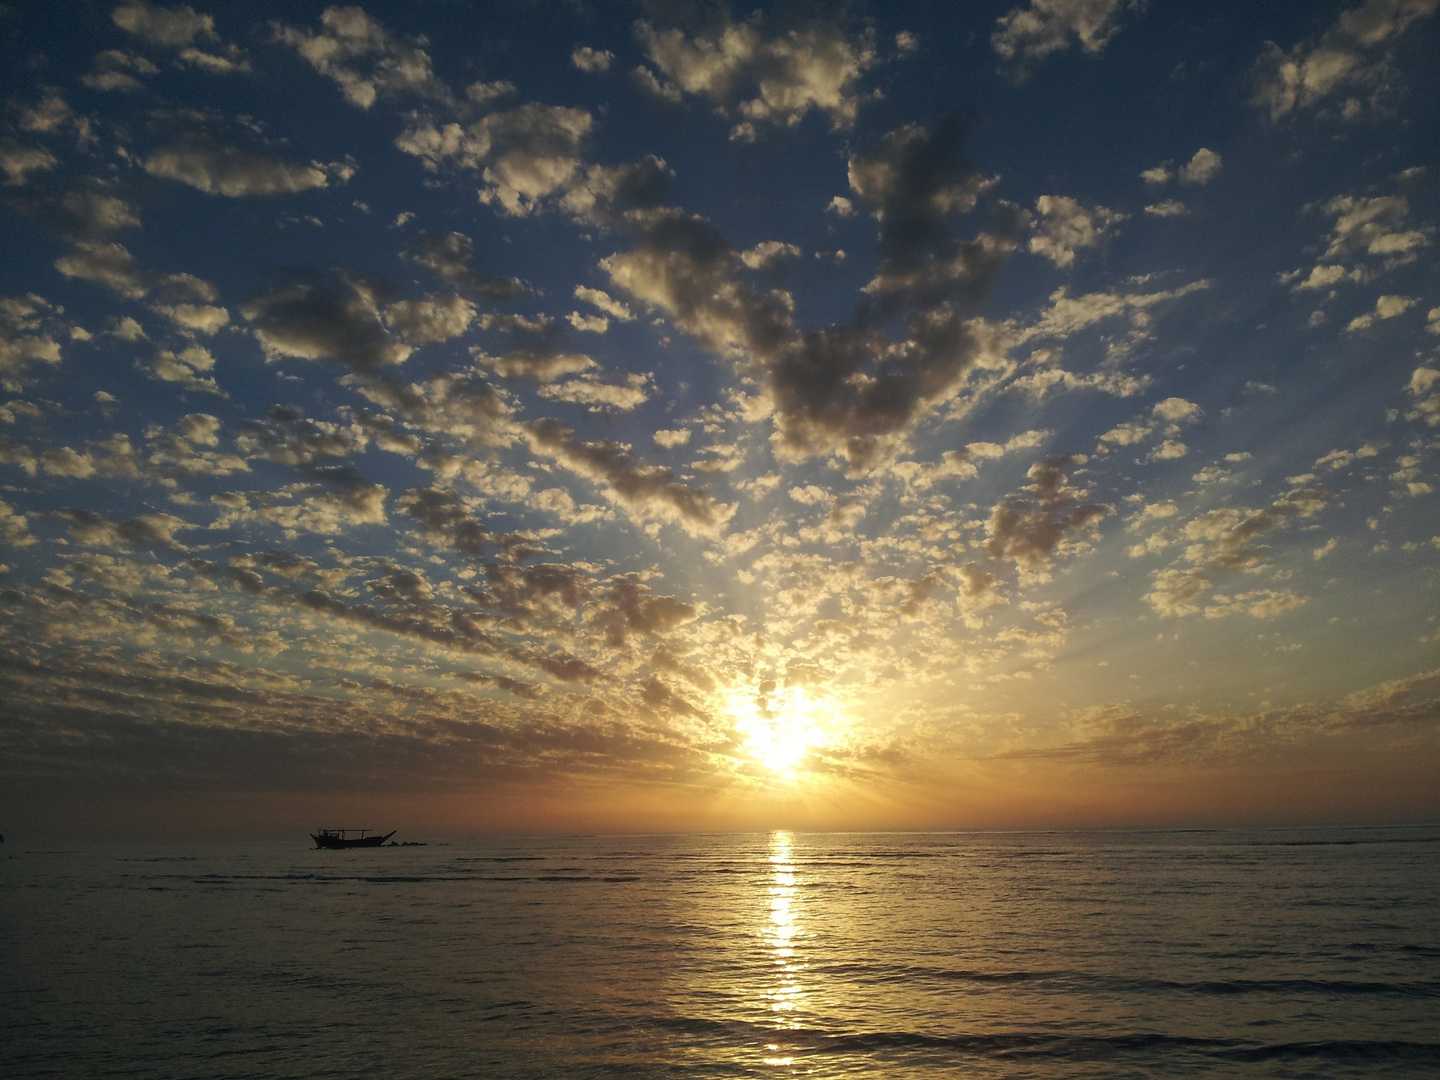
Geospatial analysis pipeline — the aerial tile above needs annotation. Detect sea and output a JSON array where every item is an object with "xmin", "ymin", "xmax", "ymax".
[{"xmin": 3, "ymin": 827, "xmax": 1438, "ymax": 1078}]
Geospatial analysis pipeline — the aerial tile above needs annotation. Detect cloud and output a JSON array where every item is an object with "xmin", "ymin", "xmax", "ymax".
[
  {"xmin": 0, "ymin": 498, "xmax": 37, "ymax": 547},
  {"xmin": 630, "ymin": 64, "xmax": 684, "ymax": 105},
  {"xmin": 985, "ymin": 455, "xmax": 1112, "ymax": 579},
  {"xmin": 54, "ymin": 241, "xmax": 215, "ymax": 305},
  {"xmin": 143, "ymin": 136, "xmax": 330, "ymax": 197},
  {"xmin": 1142, "ymin": 566, "xmax": 1209, "ymax": 616},
  {"xmin": 153, "ymin": 303, "xmax": 229, "ymax": 335},
  {"xmin": 242, "ymin": 272, "xmax": 413, "ymax": 373},
  {"xmin": 566, "ymin": 312, "xmax": 608, "ymax": 334},
  {"xmin": 472, "ymin": 331, "xmax": 596, "ymax": 382},
  {"xmin": 634, "ymin": 16, "xmax": 879, "ymax": 138},
  {"xmin": 997, "ymin": 663, "xmax": 1440, "ymax": 766},
  {"xmin": 1098, "ymin": 421, "xmax": 1149, "ymax": 447},
  {"xmin": 896, "ymin": 429, "xmax": 1049, "ymax": 490},
  {"xmin": 273, "ymin": 5, "xmax": 449, "ymax": 110},
  {"xmin": 1178, "ymin": 147, "xmax": 1222, "ymax": 185},
  {"xmin": 740, "ymin": 241, "xmax": 802, "ymax": 271},
  {"xmin": 572, "ymin": 46, "xmax": 613, "ymax": 74},
  {"xmin": 55, "ymin": 508, "xmax": 193, "ymax": 551},
  {"xmin": 235, "ymin": 406, "xmax": 368, "ymax": 467},
  {"xmin": 396, "ymin": 104, "xmax": 594, "ymax": 216},
  {"xmin": 80, "ymin": 49, "xmax": 158, "ymax": 93},
  {"xmin": 398, "ymin": 486, "xmax": 488, "ymax": 553},
  {"xmin": 1320, "ymin": 195, "xmax": 1428, "ymax": 261},
  {"xmin": 0, "ymin": 140, "xmax": 59, "ymax": 186},
  {"xmin": 601, "ymin": 118, "xmax": 1013, "ymax": 471},
  {"xmin": 558, "ymin": 155, "xmax": 674, "ymax": 226},
  {"xmin": 353, "ymin": 369, "xmax": 518, "ymax": 448},
  {"xmin": 602, "ymin": 211, "xmax": 793, "ymax": 359},
  {"xmin": 1203, "ymin": 588, "xmax": 1306, "ymax": 620},
  {"xmin": 1021, "ymin": 279, "xmax": 1209, "ymax": 342},
  {"xmin": 0, "ymin": 294, "xmax": 66, "ymax": 391},
  {"xmin": 538, "ymin": 372, "xmax": 652, "ymax": 412},
  {"xmin": 1284, "ymin": 263, "xmax": 1368, "ymax": 291},
  {"xmin": 1152, "ymin": 396, "xmax": 1201, "ymax": 423},
  {"xmin": 992, "ymin": 0, "xmax": 1146, "ymax": 81},
  {"xmin": 1009, "ymin": 366, "xmax": 1149, "ymax": 399},
  {"xmin": 142, "ymin": 344, "xmax": 223, "ymax": 395},
  {"xmin": 847, "ymin": 116, "xmax": 1002, "ymax": 305},
  {"xmin": 465, "ymin": 80, "xmax": 516, "ymax": 106},
  {"xmin": 177, "ymin": 46, "xmax": 250, "ymax": 74},
  {"xmin": 1345, "ymin": 293, "xmax": 1416, "ymax": 332},
  {"xmin": 8, "ymin": 188, "xmax": 141, "ymax": 239},
  {"xmin": 54, "ymin": 240, "xmax": 149, "ymax": 299},
  {"xmin": 528, "ymin": 419, "xmax": 735, "ymax": 537},
  {"xmin": 212, "ymin": 472, "xmax": 389, "ymax": 538},
  {"xmin": 1253, "ymin": 0, "xmax": 1439, "ymax": 121},
  {"xmin": 384, "ymin": 294, "xmax": 476, "ymax": 344},
  {"xmin": 1405, "ymin": 365, "xmax": 1439, "ymax": 425},
  {"xmin": 112, "ymin": 1, "xmax": 215, "ymax": 47},
  {"xmin": 1314, "ymin": 442, "xmax": 1381, "ymax": 471},
  {"xmin": 1027, "ymin": 195, "xmax": 1125, "ymax": 267},
  {"xmin": 588, "ymin": 575, "xmax": 698, "ymax": 647},
  {"xmin": 574, "ymin": 286, "xmax": 633, "ymax": 321},
  {"xmin": 1141, "ymin": 480, "xmax": 1334, "ymax": 617},
  {"xmin": 403, "ymin": 232, "xmax": 528, "ymax": 300},
  {"xmin": 145, "ymin": 417, "xmax": 249, "ymax": 477}
]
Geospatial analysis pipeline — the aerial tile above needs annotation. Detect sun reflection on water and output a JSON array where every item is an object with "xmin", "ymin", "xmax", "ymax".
[{"xmin": 761, "ymin": 830, "xmax": 806, "ymax": 1068}]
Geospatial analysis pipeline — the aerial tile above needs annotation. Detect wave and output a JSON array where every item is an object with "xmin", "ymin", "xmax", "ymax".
[
  {"xmin": 652, "ymin": 1015, "xmax": 1440, "ymax": 1065},
  {"xmin": 814, "ymin": 962, "xmax": 1440, "ymax": 998},
  {"xmin": 765, "ymin": 1027, "xmax": 1440, "ymax": 1064},
  {"xmin": 1244, "ymin": 835, "xmax": 1440, "ymax": 847}
]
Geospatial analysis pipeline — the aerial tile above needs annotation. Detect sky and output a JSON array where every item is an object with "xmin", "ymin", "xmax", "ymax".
[{"xmin": 0, "ymin": 0, "xmax": 1437, "ymax": 837}]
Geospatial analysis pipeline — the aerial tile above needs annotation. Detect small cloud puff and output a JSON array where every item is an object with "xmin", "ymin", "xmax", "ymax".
[
  {"xmin": 1027, "ymin": 195, "xmax": 1125, "ymax": 268},
  {"xmin": 992, "ymin": 0, "xmax": 1145, "ymax": 82},
  {"xmin": 1141, "ymin": 148, "xmax": 1221, "ymax": 188},
  {"xmin": 1179, "ymin": 148, "xmax": 1222, "ymax": 185},
  {"xmin": 273, "ymin": 6, "xmax": 449, "ymax": 110},
  {"xmin": 144, "ymin": 137, "xmax": 330, "ymax": 197},
  {"xmin": 574, "ymin": 286, "xmax": 633, "ymax": 322},
  {"xmin": 571, "ymin": 46, "xmax": 613, "ymax": 74},
  {"xmin": 634, "ymin": 16, "xmax": 879, "ymax": 139},
  {"xmin": 741, "ymin": 241, "xmax": 801, "ymax": 271},
  {"xmin": 1345, "ymin": 294, "xmax": 1416, "ymax": 332}
]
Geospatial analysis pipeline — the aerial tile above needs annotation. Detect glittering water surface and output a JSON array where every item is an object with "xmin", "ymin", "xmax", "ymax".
[{"xmin": 4, "ymin": 828, "xmax": 1439, "ymax": 1078}]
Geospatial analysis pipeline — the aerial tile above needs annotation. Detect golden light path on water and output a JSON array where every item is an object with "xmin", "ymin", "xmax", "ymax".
[{"xmin": 762, "ymin": 831, "xmax": 805, "ymax": 1068}]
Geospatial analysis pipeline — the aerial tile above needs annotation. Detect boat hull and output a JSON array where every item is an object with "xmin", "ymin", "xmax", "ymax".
[{"xmin": 311, "ymin": 831, "xmax": 396, "ymax": 849}]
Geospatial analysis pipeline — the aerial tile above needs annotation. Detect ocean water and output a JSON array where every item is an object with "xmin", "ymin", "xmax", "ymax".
[{"xmin": 3, "ymin": 828, "xmax": 1438, "ymax": 1078}]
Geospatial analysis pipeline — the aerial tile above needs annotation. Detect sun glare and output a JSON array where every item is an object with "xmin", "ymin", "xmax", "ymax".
[{"xmin": 732, "ymin": 687, "xmax": 827, "ymax": 778}]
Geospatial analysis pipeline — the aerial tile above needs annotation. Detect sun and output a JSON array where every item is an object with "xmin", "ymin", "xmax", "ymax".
[{"xmin": 731, "ymin": 686, "xmax": 827, "ymax": 778}]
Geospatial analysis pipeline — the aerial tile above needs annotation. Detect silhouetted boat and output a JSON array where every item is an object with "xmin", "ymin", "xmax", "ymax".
[{"xmin": 311, "ymin": 828, "xmax": 396, "ymax": 849}]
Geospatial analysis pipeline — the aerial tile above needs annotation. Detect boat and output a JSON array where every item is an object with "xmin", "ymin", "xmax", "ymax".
[{"xmin": 311, "ymin": 828, "xmax": 396, "ymax": 849}]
